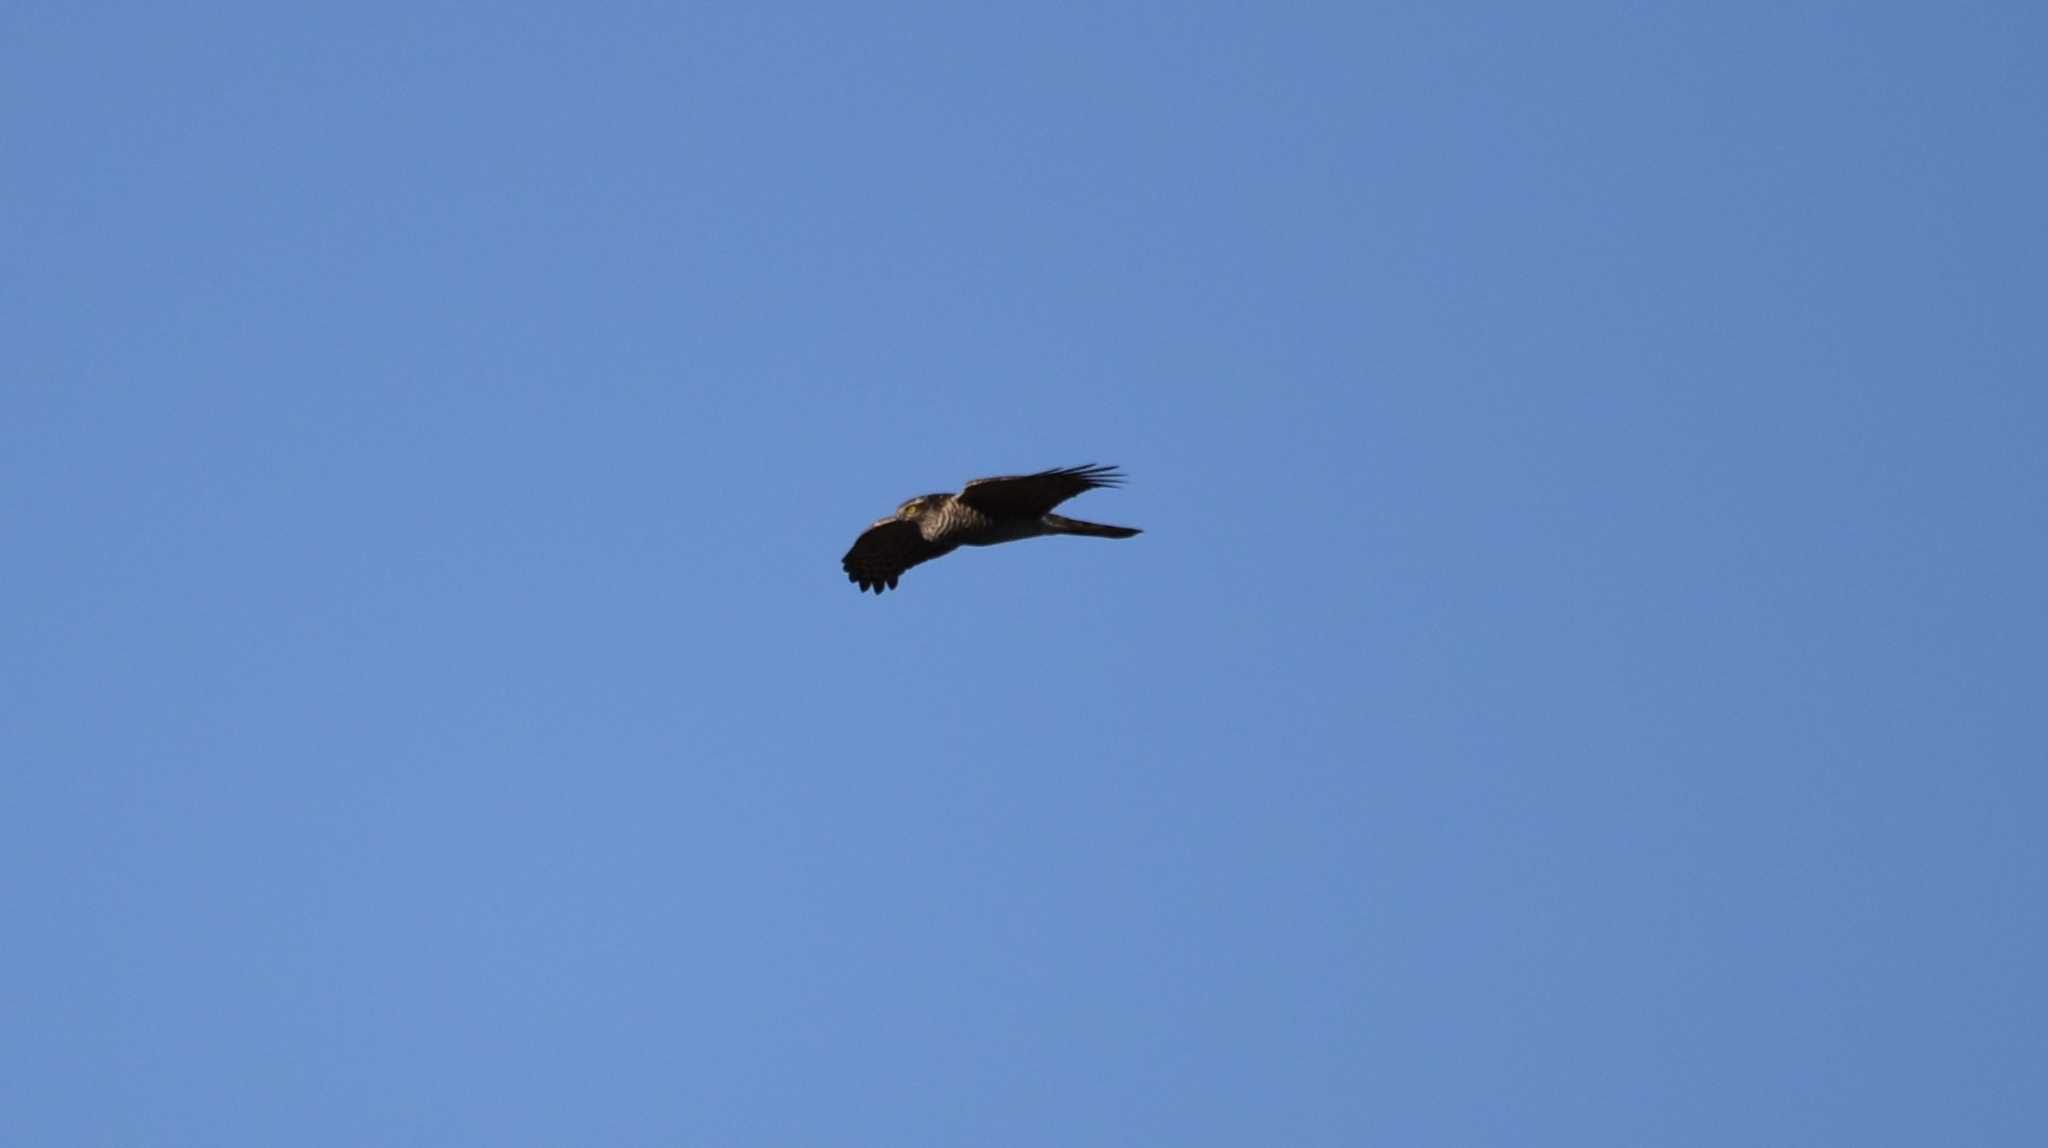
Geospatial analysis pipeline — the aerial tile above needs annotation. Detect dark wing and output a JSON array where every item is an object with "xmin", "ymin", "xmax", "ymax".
[
  {"xmin": 957, "ymin": 464, "xmax": 1125, "ymax": 518},
  {"xmin": 842, "ymin": 518, "xmax": 948, "ymax": 594}
]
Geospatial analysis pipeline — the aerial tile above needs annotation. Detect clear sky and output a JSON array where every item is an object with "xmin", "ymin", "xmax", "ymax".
[{"xmin": 5, "ymin": 3, "xmax": 2044, "ymax": 1144}]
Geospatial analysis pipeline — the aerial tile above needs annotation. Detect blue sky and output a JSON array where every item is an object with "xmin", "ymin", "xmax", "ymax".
[{"xmin": 5, "ymin": 2, "xmax": 2044, "ymax": 1144}]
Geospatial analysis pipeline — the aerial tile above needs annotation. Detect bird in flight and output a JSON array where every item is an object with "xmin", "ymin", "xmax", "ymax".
[{"xmin": 841, "ymin": 464, "xmax": 1141, "ymax": 594}]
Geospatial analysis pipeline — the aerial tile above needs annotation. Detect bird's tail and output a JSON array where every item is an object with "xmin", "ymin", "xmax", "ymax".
[{"xmin": 1044, "ymin": 514, "xmax": 1141, "ymax": 539}]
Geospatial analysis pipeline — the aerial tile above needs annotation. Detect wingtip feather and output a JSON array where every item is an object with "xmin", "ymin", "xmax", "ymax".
[{"xmin": 1042, "ymin": 462, "xmax": 1127, "ymax": 488}]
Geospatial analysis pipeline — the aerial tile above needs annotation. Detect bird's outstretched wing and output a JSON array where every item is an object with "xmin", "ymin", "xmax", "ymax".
[
  {"xmin": 841, "ymin": 518, "xmax": 949, "ymax": 594},
  {"xmin": 957, "ymin": 464, "xmax": 1125, "ymax": 518}
]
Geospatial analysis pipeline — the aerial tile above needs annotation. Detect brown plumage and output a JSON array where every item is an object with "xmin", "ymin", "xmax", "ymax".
[{"xmin": 841, "ymin": 464, "xmax": 1141, "ymax": 594}]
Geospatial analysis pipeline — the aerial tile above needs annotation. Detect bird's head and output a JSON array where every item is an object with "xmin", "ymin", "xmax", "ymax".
[{"xmin": 896, "ymin": 495, "xmax": 946, "ymax": 519}]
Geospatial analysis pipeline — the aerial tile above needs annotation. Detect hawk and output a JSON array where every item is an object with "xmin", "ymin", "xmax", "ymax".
[{"xmin": 841, "ymin": 464, "xmax": 1141, "ymax": 594}]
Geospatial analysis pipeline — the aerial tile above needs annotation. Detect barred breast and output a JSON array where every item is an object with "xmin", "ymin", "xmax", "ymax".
[{"xmin": 929, "ymin": 498, "xmax": 1048, "ymax": 547}]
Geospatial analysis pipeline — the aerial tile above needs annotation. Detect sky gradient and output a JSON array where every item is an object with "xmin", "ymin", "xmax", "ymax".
[{"xmin": 6, "ymin": 3, "xmax": 2045, "ymax": 1144}]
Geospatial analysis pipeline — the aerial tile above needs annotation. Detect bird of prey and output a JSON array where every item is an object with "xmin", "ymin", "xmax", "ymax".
[{"xmin": 841, "ymin": 464, "xmax": 1141, "ymax": 594}]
